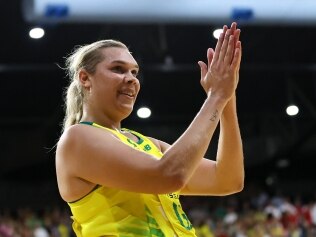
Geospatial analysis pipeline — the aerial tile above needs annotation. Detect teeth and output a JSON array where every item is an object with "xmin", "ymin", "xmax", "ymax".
[
  {"xmin": 122, "ymin": 92, "xmax": 133, "ymax": 97},
  {"xmin": 120, "ymin": 89, "xmax": 134, "ymax": 97}
]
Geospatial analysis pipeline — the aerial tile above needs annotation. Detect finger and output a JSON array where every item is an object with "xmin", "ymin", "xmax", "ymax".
[
  {"xmin": 230, "ymin": 22, "xmax": 237, "ymax": 35},
  {"xmin": 229, "ymin": 28, "xmax": 241, "ymax": 64},
  {"xmin": 237, "ymin": 45, "xmax": 242, "ymax": 72},
  {"xmin": 213, "ymin": 25, "xmax": 228, "ymax": 62},
  {"xmin": 235, "ymin": 40, "xmax": 242, "ymax": 71},
  {"xmin": 231, "ymin": 41, "xmax": 242, "ymax": 71},
  {"xmin": 234, "ymin": 29, "xmax": 241, "ymax": 44},
  {"xmin": 228, "ymin": 23, "xmax": 239, "ymax": 45},
  {"xmin": 224, "ymin": 35, "xmax": 235, "ymax": 65},
  {"xmin": 207, "ymin": 48, "xmax": 214, "ymax": 67},
  {"xmin": 218, "ymin": 29, "xmax": 231, "ymax": 62},
  {"xmin": 229, "ymin": 22, "xmax": 237, "ymax": 46},
  {"xmin": 198, "ymin": 61, "xmax": 208, "ymax": 80}
]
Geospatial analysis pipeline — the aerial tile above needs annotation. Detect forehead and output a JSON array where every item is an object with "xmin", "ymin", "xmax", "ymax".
[{"xmin": 100, "ymin": 47, "xmax": 137, "ymax": 65}]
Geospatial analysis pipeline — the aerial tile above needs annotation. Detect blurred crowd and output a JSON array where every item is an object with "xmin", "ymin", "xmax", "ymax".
[
  {"xmin": 1, "ymin": 189, "xmax": 316, "ymax": 237},
  {"xmin": 184, "ymin": 190, "xmax": 316, "ymax": 237},
  {"xmin": 0, "ymin": 206, "xmax": 73, "ymax": 237}
]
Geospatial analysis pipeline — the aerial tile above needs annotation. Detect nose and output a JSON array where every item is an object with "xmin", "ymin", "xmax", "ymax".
[{"xmin": 124, "ymin": 73, "xmax": 139, "ymax": 84}]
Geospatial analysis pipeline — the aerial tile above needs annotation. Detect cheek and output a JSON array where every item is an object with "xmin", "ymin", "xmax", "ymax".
[
  {"xmin": 91, "ymin": 81, "xmax": 112, "ymax": 99},
  {"xmin": 136, "ymin": 82, "xmax": 141, "ymax": 95},
  {"xmin": 134, "ymin": 89, "xmax": 140, "ymax": 100}
]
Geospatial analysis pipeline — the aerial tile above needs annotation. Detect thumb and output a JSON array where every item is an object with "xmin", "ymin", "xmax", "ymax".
[
  {"xmin": 207, "ymin": 48, "xmax": 215, "ymax": 67},
  {"xmin": 198, "ymin": 61, "xmax": 208, "ymax": 80}
]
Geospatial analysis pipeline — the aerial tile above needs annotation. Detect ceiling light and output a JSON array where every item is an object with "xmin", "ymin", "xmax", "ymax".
[
  {"xmin": 137, "ymin": 107, "xmax": 151, "ymax": 119},
  {"xmin": 29, "ymin": 27, "xmax": 45, "ymax": 39},
  {"xmin": 213, "ymin": 28, "xmax": 223, "ymax": 39},
  {"xmin": 286, "ymin": 105, "xmax": 299, "ymax": 116}
]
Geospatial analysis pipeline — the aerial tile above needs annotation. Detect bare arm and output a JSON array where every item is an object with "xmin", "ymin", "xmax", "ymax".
[
  {"xmin": 179, "ymin": 23, "xmax": 244, "ymax": 196},
  {"xmin": 215, "ymin": 95, "xmax": 244, "ymax": 193},
  {"xmin": 180, "ymin": 95, "xmax": 244, "ymax": 196}
]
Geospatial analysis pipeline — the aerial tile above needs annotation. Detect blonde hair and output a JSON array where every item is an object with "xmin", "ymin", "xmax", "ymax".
[{"xmin": 62, "ymin": 39, "xmax": 127, "ymax": 132}]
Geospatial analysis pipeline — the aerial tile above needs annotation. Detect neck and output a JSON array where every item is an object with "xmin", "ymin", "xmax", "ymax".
[
  {"xmin": 82, "ymin": 103, "xmax": 128, "ymax": 131},
  {"xmin": 81, "ymin": 115, "xmax": 122, "ymax": 132}
]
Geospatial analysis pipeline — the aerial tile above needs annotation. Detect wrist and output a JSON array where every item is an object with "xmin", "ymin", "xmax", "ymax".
[
  {"xmin": 226, "ymin": 94, "xmax": 236, "ymax": 107},
  {"xmin": 222, "ymin": 94, "xmax": 238, "ymax": 118},
  {"xmin": 206, "ymin": 91, "xmax": 230, "ymax": 105},
  {"xmin": 204, "ymin": 94, "xmax": 228, "ymax": 111}
]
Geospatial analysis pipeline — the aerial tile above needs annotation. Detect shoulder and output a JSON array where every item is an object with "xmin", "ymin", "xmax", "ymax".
[
  {"xmin": 55, "ymin": 124, "xmax": 120, "ymax": 179},
  {"xmin": 57, "ymin": 124, "xmax": 86, "ymax": 152},
  {"xmin": 56, "ymin": 124, "xmax": 114, "ymax": 158},
  {"xmin": 56, "ymin": 125, "xmax": 85, "ymax": 167}
]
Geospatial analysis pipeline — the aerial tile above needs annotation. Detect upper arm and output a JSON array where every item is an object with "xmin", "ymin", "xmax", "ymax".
[
  {"xmin": 179, "ymin": 158, "xmax": 220, "ymax": 196},
  {"xmin": 56, "ymin": 125, "xmax": 180, "ymax": 194},
  {"xmin": 180, "ymin": 158, "xmax": 243, "ymax": 196}
]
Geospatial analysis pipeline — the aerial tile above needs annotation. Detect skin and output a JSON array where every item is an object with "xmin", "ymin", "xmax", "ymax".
[{"xmin": 56, "ymin": 22, "xmax": 244, "ymax": 202}]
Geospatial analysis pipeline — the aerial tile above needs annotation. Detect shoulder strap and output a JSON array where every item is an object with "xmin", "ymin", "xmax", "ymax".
[
  {"xmin": 79, "ymin": 122, "xmax": 162, "ymax": 156},
  {"xmin": 79, "ymin": 121, "xmax": 126, "ymax": 140}
]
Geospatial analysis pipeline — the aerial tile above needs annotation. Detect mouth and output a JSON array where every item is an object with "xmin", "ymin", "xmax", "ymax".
[
  {"xmin": 118, "ymin": 90, "xmax": 136, "ymax": 98},
  {"xmin": 120, "ymin": 92, "xmax": 134, "ymax": 97}
]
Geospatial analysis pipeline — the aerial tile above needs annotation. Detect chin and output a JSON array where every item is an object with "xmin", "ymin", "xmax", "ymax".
[{"xmin": 119, "ymin": 104, "xmax": 134, "ymax": 119}]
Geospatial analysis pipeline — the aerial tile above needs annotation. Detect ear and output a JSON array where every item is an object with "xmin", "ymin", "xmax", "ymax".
[{"xmin": 78, "ymin": 69, "xmax": 92, "ymax": 89}]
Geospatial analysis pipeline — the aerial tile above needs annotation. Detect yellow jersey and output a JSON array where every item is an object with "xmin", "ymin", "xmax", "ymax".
[{"xmin": 68, "ymin": 122, "xmax": 196, "ymax": 237}]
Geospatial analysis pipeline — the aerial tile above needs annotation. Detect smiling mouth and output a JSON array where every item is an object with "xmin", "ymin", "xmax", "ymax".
[{"xmin": 119, "ymin": 91, "xmax": 135, "ymax": 98}]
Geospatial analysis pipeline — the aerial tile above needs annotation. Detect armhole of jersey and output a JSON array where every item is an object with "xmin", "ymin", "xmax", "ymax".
[
  {"xmin": 122, "ymin": 128, "xmax": 162, "ymax": 152},
  {"xmin": 68, "ymin": 184, "xmax": 101, "ymax": 204},
  {"xmin": 79, "ymin": 121, "xmax": 93, "ymax": 126}
]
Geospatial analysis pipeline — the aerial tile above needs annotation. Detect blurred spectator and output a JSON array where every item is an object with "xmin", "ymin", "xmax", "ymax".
[
  {"xmin": 264, "ymin": 200, "xmax": 282, "ymax": 220},
  {"xmin": 33, "ymin": 220, "xmax": 49, "ymax": 237}
]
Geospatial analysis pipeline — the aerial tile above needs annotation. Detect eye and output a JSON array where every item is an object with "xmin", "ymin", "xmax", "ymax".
[
  {"xmin": 111, "ymin": 66, "xmax": 125, "ymax": 73},
  {"xmin": 132, "ymin": 69, "xmax": 139, "ymax": 77}
]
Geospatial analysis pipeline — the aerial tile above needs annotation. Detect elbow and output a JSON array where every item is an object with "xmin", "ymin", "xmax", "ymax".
[
  {"xmin": 160, "ymin": 171, "xmax": 187, "ymax": 194},
  {"xmin": 235, "ymin": 168, "xmax": 245, "ymax": 193},
  {"xmin": 170, "ymin": 172, "xmax": 187, "ymax": 191},
  {"xmin": 227, "ymin": 169, "xmax": 245, "ymax": 194},
  {"xmin": 227, "ymin": 175, "xmax": 244, "ymax": 194},
  {"xmin": 231, "ymin": 179, "xmax": 244, "ymax": 194},
  {"xmin": 218, "ymin": 181, "xmax": 244, "ymax": 196},
  {"xmin": 218, "ymin": 174, "xmax": 244, "ymax": 195},
  {"xmin": 153, "ymin": 164, "xmax": 187, "ymax": 194},
  {"xmin": 151, "ymin": 177, "xmax": 186, "ymax": 194}
]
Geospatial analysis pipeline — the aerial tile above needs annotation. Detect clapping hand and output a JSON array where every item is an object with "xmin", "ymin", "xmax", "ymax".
[{"xmin": 198, "ymin": 22, "xmax": 242, "ymax": 101}]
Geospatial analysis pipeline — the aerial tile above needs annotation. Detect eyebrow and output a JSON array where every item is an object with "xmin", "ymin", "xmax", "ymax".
[{"xmin": 111, "ymin": 60, "xmax": 139, "ymax": 69}]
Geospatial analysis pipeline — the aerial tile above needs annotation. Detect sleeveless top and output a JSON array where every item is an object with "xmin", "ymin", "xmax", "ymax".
[{"xmin": 68, "ymin": 121, "xmax": 196, "ymax": 237}]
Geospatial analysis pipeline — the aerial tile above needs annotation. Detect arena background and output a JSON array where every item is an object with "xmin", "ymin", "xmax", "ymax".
[{"xmin": 1, "ymin": 0, "xmax": 316, "ymax": 209}]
